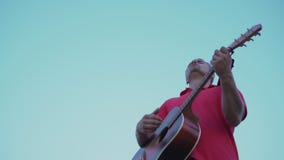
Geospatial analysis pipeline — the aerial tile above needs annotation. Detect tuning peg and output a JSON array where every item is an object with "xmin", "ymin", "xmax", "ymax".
[
  {"xmin": 250, "ymin": 38, "xmax": 254, "ymax": 41},
  {"xmin": 241, "ymin": 44, "xmax": 247, "ymax": 47},
  {"xmin": 257, "ymin": 33, "xmax": 261, "ymax": 36}
]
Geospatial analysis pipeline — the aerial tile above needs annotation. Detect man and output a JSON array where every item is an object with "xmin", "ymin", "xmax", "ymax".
[{"xmin": 135, "ymin": 47, "xmax": 247, "ymax": 160}]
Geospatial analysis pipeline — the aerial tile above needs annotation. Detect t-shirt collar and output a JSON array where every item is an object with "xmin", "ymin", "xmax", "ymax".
[{"xmin": 180, "ymin": 85, "xmax": 216, "ymax": 96}]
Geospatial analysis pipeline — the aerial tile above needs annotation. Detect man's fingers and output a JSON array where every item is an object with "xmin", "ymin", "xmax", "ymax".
[
  {"xmin": 143, "ymin": 112, "xmax": 162, "ymax": 121},
  {"xmin": 143, "ymin": 117, "xmax": 162, "ymax": 125},
  {"xmin": 138, "ymin": 109, "xmax": 162, "ymax": 134},
  {"xmin": 142, "ymin": 123, "xmax": 160, "ymax": 133},
  {"xmin": 139, "ymin": 114, "xmax": 162, "ymax": 134},
  {"xmin": 220, "ymin": 46, "xmax": 230, "ymax": 54},
  {"xmin": 151, "ymin": 108, "xmax": 160, "ymax": 114}
]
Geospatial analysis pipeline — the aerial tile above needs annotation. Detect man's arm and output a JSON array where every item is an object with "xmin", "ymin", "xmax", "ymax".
[
  {"xmin": 211, "ymin": 47, "xmax": 245, "ymax": 126},
  {"xmin": 219, "ymin": 71, "xmax": 245, "ymax": 126}
]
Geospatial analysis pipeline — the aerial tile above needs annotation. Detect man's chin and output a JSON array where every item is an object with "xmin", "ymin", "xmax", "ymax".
[{"xmin": 190, "ymin": 69, "xmax": 205, "ymax": 75}]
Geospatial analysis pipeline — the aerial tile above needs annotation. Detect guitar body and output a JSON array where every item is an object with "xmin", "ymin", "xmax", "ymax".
[{"xmin": 132, "ymin": 107, "xmax": 201, "ymax": 160}]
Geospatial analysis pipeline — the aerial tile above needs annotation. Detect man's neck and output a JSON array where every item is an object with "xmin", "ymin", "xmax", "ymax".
[{"xmin": 188, "ymin": 78, "xmax": 211, "ymax": 90}]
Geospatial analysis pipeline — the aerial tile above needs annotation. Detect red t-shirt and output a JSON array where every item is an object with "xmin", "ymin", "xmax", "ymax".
[{"xmin": 157, "ymin": 85, "xmax": 247, "ymax": 160}]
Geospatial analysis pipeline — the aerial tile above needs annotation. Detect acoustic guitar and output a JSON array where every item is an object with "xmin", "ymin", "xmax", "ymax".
[{"xmin": 132, "ymin": 24, "xmax": 262, "ymax": 160}]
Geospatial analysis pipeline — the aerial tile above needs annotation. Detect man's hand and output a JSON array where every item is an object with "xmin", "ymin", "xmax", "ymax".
[
  {"xmin": 211, "ymin": 46, "xmax": 232, "ymax": 78},
  {"xmin": 137, "ymin": 108, "xmax": 162, "ymax": 134},
  {"xmin": 136, "ymin": 108, "xmax": 162, "ymax": 147}
]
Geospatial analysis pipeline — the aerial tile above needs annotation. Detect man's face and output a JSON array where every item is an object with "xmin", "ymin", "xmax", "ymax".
[{"xmin": 186, "ymin": 58, "xmax": 211, "ymax": 83}]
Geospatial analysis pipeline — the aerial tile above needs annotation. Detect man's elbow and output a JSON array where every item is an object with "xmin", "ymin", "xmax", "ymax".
[
  {"xmin": 226, "ymin": 116, "xmax": 242, "ymax": 127},
  {"xmin": 225, "ymin": 109, "xmax": 245, "ymax": 127}
]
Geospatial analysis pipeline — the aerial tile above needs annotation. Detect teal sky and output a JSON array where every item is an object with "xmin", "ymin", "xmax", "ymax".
[{"xmin": 1, "ymin": 0, "xmax": 283, "ymax": 159}]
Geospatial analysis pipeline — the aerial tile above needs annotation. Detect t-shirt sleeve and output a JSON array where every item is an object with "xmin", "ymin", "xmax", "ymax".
[{"xmin": 157, "ymin": 101, "xmax": 169, "ymax": 120}]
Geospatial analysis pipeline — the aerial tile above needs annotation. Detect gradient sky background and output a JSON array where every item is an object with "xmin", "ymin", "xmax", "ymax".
[{"xmin": 1, "ymin": 0, "xmax": 283, "ymax": 159}]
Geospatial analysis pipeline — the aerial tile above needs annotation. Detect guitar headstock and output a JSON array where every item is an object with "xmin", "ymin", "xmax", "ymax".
[{"xmin": 228, "ymin": 24, "xmax": 262, "ymax": 52}]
